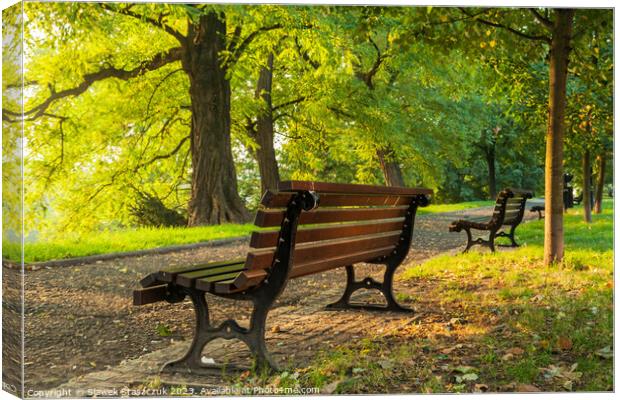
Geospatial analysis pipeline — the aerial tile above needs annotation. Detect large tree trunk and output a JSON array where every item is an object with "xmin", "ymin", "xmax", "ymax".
[
  {"xmin": 183, "ymin": 12, "xmax": 250, "ymax": 225},
  {"xmin": 377, "ymin": 147, "xmax": 405, "ymax": 187},
  {"xmin": 582, "ymin": 149, "xmax": 592, "ymax": 223},
  {"xmin": 594, "ymin": 154, "xmax": 606, "ymax": 214},
  {"xmin": 486, "ymin": 147, "xmax": 497, "ymax": 199},
  {"xmin": 543, "ymin": 9, "xmax": 575, "ymax": 265},
  {"xmin": 253, "ymin": 53, "xmax": 280, "ymax": 194}
]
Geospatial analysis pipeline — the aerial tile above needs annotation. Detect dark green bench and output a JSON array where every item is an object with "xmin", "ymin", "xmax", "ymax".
[
  {"xmin": 133, "ymin": 181, "xmax": 431, "ymax": 373},
  {"xmin": 449, "ymin": 188, "xmax": 533, "ymax": 252}
]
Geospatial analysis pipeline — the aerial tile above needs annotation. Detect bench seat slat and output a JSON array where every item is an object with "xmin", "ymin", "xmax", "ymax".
[
  {"xmin": 254, "ymin": 207, "xmax": 408, "ymax": 227},
  {"xmin": 133, "ymin": 285, "xmax": 168, "ymax": 305},
  {"xmin": 260, "ymin": 191, "xmax": 414, "ymax": 208},
  {"xmin": 176, "ymin": 263, "xmax": 245, "ymax": 288},
  {"xmin": 245, "ymin": 231, "xmax": 402, "ymax": 271},
  {"xmin": 249, "ymin": 219, "xmax": 405, "ymax": 248},
  {"xmin": 195, "ymin": 272, "xmax": 244, "ymax": 292},
  {"xmin": 156, "ymin": 258, "xmax": 246, "ymax": 284}
]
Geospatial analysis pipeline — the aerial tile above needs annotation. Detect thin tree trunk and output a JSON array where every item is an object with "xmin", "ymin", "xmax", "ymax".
[
  {"xmin": 486, "ymin": 147, "xmax": 497, "ymax": 199},
  {"xmin": 582, "ymin": 148, "xmax": 592, "ymax": 223},
  {"xmin": 543, "ymin": 9, "xmax": 575, "ymax": 265},
  {"xmin": 183, "ymin": 12, "xmax": 250, "ymax": 225},
  {"xmin": 253, "ymin": 53, "xmax": 280, "ymax": 193},
  {"xmin": 377, "ymin": 148, "xmax": 405, "ymax": 187},
  {"xmin": 594, "ymin": 154, "xmax": 605, "ymax": 213}
]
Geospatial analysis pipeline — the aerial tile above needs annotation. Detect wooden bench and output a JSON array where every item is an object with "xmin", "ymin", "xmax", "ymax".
[
  {"xmin": 448, "ymin": 188, "xmax": 533, "ymax": 252},
  {"xmin": 133, "ymin": 181, "xmax": 432, "ymax": 373}
]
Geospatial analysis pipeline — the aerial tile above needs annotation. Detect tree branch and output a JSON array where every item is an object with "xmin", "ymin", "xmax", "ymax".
[
  {"xmin": 133, "ymin": 135, "xmax": 191, "ymax": 172},
  {"xmin": 146, "ymin": 67, "xmax": 184, "ymax": 115},
  {"xmin": 459, "ymin": 8, "xmax": 551, "ymax": 43},
  {"xmin": 272, "ymin": 96, "xmax": 306, "ymax": 112},
  {"xmin": 226, "ymin": 24, "xmax": 283, "ymax": 68},
  {"xmin": 294, "ymin": 37, "xmax": 320, "ymax": 70},
  {"xmin": 529, "ymin": 8, "xmax": 553, "ymax": 31},
  {"xmin": 3, "ymin": 47, "xmax": 183, "ymax": 120},
  {"xmin": 100, "ymin": 3, "xmax": 185, "ymax": 43}
]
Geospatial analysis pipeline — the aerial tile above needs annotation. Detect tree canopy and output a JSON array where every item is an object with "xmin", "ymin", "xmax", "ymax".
[{"xmin": 2, "ymin": 4, "xmax": 613, "ymax": 256}]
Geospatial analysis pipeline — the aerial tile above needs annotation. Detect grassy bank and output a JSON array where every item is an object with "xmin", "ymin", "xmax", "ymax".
[
  {"xmin": 2, "ymin": 224, "xmax": 256, "ymax": 263},
  {"xmin": 232, "ymin": 201, "xmax": 612, "ymax": 393},
  {"xmin": 3, "ymin": 199, "xmax": 499, "ymax": 263}
]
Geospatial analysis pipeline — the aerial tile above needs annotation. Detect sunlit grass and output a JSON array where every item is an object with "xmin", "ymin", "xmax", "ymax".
[{"xmin": 2, "ymin": 224, "xmax": 257, "ymax": 263}]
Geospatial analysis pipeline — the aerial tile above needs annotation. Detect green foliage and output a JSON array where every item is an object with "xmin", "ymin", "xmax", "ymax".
[{"xmin": 4, "ymin": 4, "xmax": 613, "ymax": 237}]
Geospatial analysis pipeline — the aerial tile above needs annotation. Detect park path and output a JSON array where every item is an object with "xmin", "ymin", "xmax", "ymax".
[{"xmin": 2, "ymin": 206, "xmax": 539, "ymax": 393}]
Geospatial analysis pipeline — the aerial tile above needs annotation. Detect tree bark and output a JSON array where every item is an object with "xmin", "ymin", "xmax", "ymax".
[
  {"xmin": 183, "ymin": 11, "xmax": 250, "ymax": 225},
  {"xmin": 582, "ymin": 148, "xmax": 592, "ymax": 223},
  {"xmin": 543, "ymin": 9, "xmax": 575, "ymax": 265},
  {"xmin": 486, "ymin": 147, "xmax": 497, "ymax": 199},
  {"xmin": 377, "ymin": 148, "xmax": 405, "ymax": 187},
  {"xmin": 253, "ymin": 53, "xmax": 280, "ymax": 193},
  {"xmin": 594, "ymin": 154, "xmax": 605, "ymax": 214}
]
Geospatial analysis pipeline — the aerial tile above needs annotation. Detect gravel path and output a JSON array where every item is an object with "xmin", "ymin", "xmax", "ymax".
[{"xmin": 2, "ymin": 207, "xmax": 539, "ymax": 392}]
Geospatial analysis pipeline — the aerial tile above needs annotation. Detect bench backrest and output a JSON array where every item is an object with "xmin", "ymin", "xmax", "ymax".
[
  {"xmin": 230, "ymin": 181, "xmax": 432, "ymax": 291},
  {"xmin": 491, "ymin": 188, "xmax": 534, "ymax": 228}
]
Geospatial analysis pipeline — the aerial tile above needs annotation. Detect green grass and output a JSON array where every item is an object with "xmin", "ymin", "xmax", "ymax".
[
  {"xmin": 236, "ymin": 200, "xmax": 613, "ymax": 393},
  {"xmin": 418, "ymin": 200, "xmax": 495, "ymax": 215},
  {"xmin": 2, "ymin": 224, "xmax": 256, "ymax": 263},
  {"xmin": 3, "ymin": 198, "xmax": 497, "ymax": 263}
]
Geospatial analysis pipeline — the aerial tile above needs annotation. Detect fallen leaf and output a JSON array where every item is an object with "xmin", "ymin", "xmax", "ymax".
[
  {"xmin": 595, "ymin": 346, "xmax": 613, "ymax": 359},
  {"xmin": 506, "ymin": 347, "xmax": 524, "ymax": 355},
  {"xmin": 557, "ymin": 336, "xmax": 573, "ymax": 351},
  {"xmin": 453, "ymin": 365, "xmax": 476, "ymax": 374},
  {"xmin": 322, "ymin": 380, "xmax": 343, "ymax": 394},
  {"xmin": 501, "ymin": 353, "xmax": 514, "ymax": 361},
  {"xmin": 563, "ymin": 380, "xmax": 573, "ymax": 391},
  {"xmin": 474, "ymin": 383, "xmax": 489, "ymax": 392},
  {"xmin": 516, "ymin": 384, "xmax": 541, "ymax": 392},
  {"xmin": 271, "ymin": 325, "xmax": 281, "ymax": 333},
  {"xmin": 461, "ymin": 373, "xmax": 479, "ymax": 382}
]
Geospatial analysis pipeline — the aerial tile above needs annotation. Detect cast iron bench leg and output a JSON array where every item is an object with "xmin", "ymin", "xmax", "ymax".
[
  {"xmin": 161, "ymin": 288, "xmax": 278, "ymax": 375},
  {"xmin": 497, "ymin": 225, "xmax": 519, "ymax": 247},
  {"xmin": 326, "ymin": 264, "xmax": 412, "ymax": 313}
]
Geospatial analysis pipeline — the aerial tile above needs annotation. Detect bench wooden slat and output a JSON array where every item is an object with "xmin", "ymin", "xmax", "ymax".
[
  {"xmin": 204, "ymin": 278, "xmax": 239, "ymax": 294},
  {"xmin": 245, "ymin": 231, "xmax": 401, "ymax": 271},
  {"xmin": 176, "ymin": 263, "xmax": 245, "ymax": 288},
  {"xmin": 254, "ymin": 207, "xmax": 408, "ymax": 227},
  {"xmin": 278, "ymin": 180, "xmax": 433, "ymax": 196},
  {"xmin": 249, "ymin": 219, "xmax": 405, "ymax": 248},
  {"xmin": 289, "ymin": 246, "xmax": 396, "ymax": 278},
  {"xmin": 228, "ymin": 269, "xmax": 269, "ymax": 292},
  {"xmin": 133, "ymin": 285, "xmax": 168, "ymax": 305},
  {"xmin": 194, "ymin": 272, "xmax": 244, "ymax": 292},
  {"xmin": 260, "ymin": 191, "xmax": 414, "ymax": 208},
  {"xmin": 157, "ymin": 258, "xmax": 245, "ymax": 283}
]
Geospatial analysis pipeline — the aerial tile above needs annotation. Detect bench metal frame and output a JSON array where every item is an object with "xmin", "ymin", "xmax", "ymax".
[
  {"xmin": 159, "ymin": 190, "xmax": 319, "ymax": 374},
  {"xmin": 326, "ymin": 195, "xmax": 428, "ymax": 312}
]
